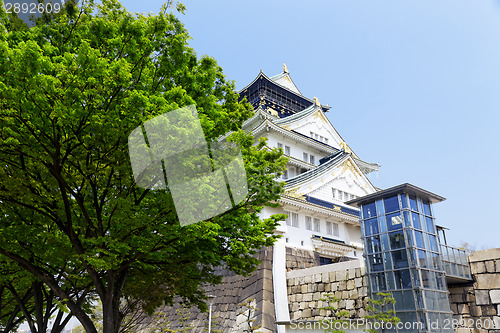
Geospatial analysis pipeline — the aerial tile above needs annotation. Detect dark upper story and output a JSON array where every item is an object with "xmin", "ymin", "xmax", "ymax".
[{"xmin": 237, "ymin": 69, "xmax": 330, "ymax": 118}]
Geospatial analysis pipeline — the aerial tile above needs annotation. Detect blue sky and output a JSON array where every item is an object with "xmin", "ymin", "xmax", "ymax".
[{"xmin": 120, "ymin": 0, "xmax": 500, "ymax": 250}]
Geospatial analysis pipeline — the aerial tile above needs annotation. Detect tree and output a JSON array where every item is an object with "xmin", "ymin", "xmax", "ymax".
[
  {"xmin": 0, "ymin": 1, "xmax": 287, "ymax": 332},
  {"xmin": 237, "ymin": 298, "xmax": 261, "ymax": 333},
  {"xmin": 363, "ymin": 292, "xmax": 400, "ymax": 333},
  {"xmin": 319, "ymin": 293, "xmax": 349, "ymax": 333}
]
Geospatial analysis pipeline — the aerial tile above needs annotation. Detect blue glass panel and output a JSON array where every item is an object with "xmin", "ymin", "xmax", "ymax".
[
  {"xmin": 386, "ymin": 212, "xmax": 403, "ymax": 231},
  {"xmin": 366, "ymin": 235, "xmax": 381, "ymax": 254},
  {"xmin": 383, "ymin": 251, "xmax": 393, "ymax": 270},
  {"xmin": 399, "ymin": 291, "xmax": 417, "ymax": 311},
  {"xmin": 384, "ymin": 195, "xmax": 399, "ymax": 213},
  {"xmin": 363, "ymin": 202, "xmax": 377, "ymax": 219},
  {"xmin": 394, "ymin": 269, "xmax": 412, "ymax": 289},
  {"xmin": 430, "ymin": 252, "xmax": 442, "ymax": 271},
  {"xmin": 411, "ymin": 212, "xmax": 421, "ymax": 229},
  {"xmin": 405, "ymin": 229, "xmax": 414, "ymax": 247},
  {"xmin": 372, "ymin": 272, "xmax": 387, "ymax": 292},
  {"xmin": 427, "ymin": 311, "xmax": 440, "ymax": 331},
  {"xmin": 389, "ymin": 230, "xmax": 405, "ymax": 249},
  {"xmin": 400, "ymin": 193, "xmax": 408, "ymax": 209},
  {"xmin": 423, "ymin": 200, "xmax": 432, "ymax": 216},
  {"xmin": 403, "ymin": 211, "xmax": 411, "ymax": 227},
  {"xmin": 412, "ymin": 268, "xmax": 420, "ymax": 287},
  {"xmin": 409, "ymin": 195, "xmax": 418, "ymax": 212},
  {"xmin": 364, "ymin": 218, "xmax": 379, "ymax": 236},
  {"xmin": 436, "ymin": 273, "xmax": 446, "ymax": 290},
  {"xmin": 414, "ymin": 231, "xmax": 424, "ymax": 248},
  {"xmin": 392, "ymin": 250, "xmax": 409, "ymax": 268},
  {"xmin": 417, "ymin": 249, "xmax": 428, "ymax": 267},
  {"xmin": 368, "ymin": 253, "xmax": 384, "ymax": 272},
  {"xmin": 415, "ymin": 290, "xmax": 424, "ymax": 309},
  {"xmin": 378, "ymin": 215, "xmax": 387, "ymax": 233},
  {"xmin": 422, "ymin": 270, "xmax": 437, "ymax": 289},
  {"xmin": 425, "ymin": 216, "xmax": 435, "ymax": 234},
  {"xmin": 381, "ymin": 233, "xmax": 390, "ymax": 252},
  {"xmin": 385, "ymin": 271, "xmax": 395, "ymax": 290},
  {"xmin": 428, "ymin": 234, "xmax": 439, "ymax": 252},
  {"xmin": 376, "ymin": 199, "xmax": 385, "ymax": 216}
]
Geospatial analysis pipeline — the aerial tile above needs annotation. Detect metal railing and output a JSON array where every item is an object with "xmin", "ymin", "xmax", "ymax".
[{"xmin": 440, "ymin": 243, "xmax": 472, "ymax": 281}]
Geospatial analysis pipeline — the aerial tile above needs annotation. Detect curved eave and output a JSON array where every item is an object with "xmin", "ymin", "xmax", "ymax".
[
  {"xmin": 274, "ymin": 103, "xmax": 320, "ymax": 125},
  {"xmin": 279, "ymin": 195, "xmax": 359, "ymax": 224},
  {"xmin": 284, "ymin": 151, "xmax": 349, "ymax": 188},
  {"xmin": 237, "ymin": 71, "xmax": 331, "ymax": 112},
  {"xmin": 353, "ymin": 157, "xmax": 380, "ymax": 174}
]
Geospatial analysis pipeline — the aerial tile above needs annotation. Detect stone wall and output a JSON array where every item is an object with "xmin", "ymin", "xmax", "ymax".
[
  {"xmin": 286, "ymin": 260, "xmax": 369, "ymax": 321},
  {"xmin": 138, "ymin": 247, "xmax": 275, "ymax": 333},
  {"xmin": 448, "ymin": 248, "xmax": 500, "ymax": 333}
]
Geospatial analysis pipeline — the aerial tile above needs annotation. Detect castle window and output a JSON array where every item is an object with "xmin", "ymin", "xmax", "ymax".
[
  {"xmin": 277, "ymin": 142, "xmax": 283, "ymax": 150},
  {"xmin": 313, "ymin": 218, "xmax": 320, "ymax": 232},
  {"xmin": 291, "ymin": 212, "xmax": 299, "ymax": 227},
  {"xmin": 324, "ymin": 138, "xmax": 329, "ymax": 144},
  {"xmin": 303, "ymin": 152, "xmax": 308, "ymax": 162},
  {"xmin": 305, "ymin": 216, "xmax": 312, "ymax": 230},
  {"xmin": 326, "ymin": 221, "xmax": 339, "ymax": 237},
  {"xmin": 284, "ymin": 211, "xmax": 291, "ymax": 226},
  {"xmin": 310, "ymin": 155, "xmax": 315, "ymax": 165},
  {"xmin": 285, "ymin": 145, "xmax": 290, "ymax": 156}
]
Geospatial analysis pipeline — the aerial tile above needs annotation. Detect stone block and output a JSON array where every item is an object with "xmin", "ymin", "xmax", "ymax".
[
  {"xmin": 331, "ymin": 282, "xmax": 338, "ymax": 292},
  {"xmin": 471, "ymin": 262, "xmax": 487, "ymax": 275},
  {"xmin": 497, "ymin": 260, "xmax": 500, "ymax": 273},
  {"xmin": 476, "ymin": 274, "xmax": 500, "ymax": 289},
  {"xmin": 494, "ymin": 316, "xmax": 500, "ymax": 328},
  {"xmin": 342, "ymin": 291, "xmax": 349, "ymax": 299},
  {"xmin": 355, "ymin": 267, "xmax": 361, "ymax": 278},
  {"xmin": 486, "ymin": 260, "xmax": 497, "ymax": 273},
  {"xmin": 347, "ymin": 280, "xmax": 355, "ymax": 290},
  {"xmin": 302, "ymin": 308, "xmax": 312, "ymax": 318},
  {"xmin": 458, "ymin": 303, "xmax": 470, "ymax": 314},
  {"xmin": 336, "ymin": 270, "xmax": 347, "ymax": 281},
  {"xmin": 315, "ymin": 273, "xmax": 322, "ymax": 283},
  {"xmin": 452, "ymin": 293, "xmax": 465, "ymax": 303},
  {"xmin": 354, "ymin": 277, "xmax": 363, "ymax": 288},
  {"xmin": 359, "ymin": 287, "xmax": 367, "ymax": 297},
  {"xmin": 296, "ymin": 294, "xmax": 303, "ymax": 302},
  {"xmin": 318, "ymin": 284, "xmax": 325, "ymax": 292},
  {"xmin": 303, "ymin": 293, "xmax": 312, "ymax": 302},
  {"xmin": 309, "ymin": 301, "xmax": 317, "ymax": 309},
  {"xmin": 360, "ymin": 265, "xmax": 366, "ymax": 275},
  {"xmin": 301, "ymin": 285, "xmax": 308, "ymax": 293},
  {"xmin": 470, "ymin": 304, "xmax": 482, "ymax": 317},
  {"xmin": 348, "ymin": 268, "xmax": 356, "ymax": 279},
  {"xmin": 451, "ymin": 303, "xmax": 458, "ymax": 314},
  {"xmin": 469, "ymin": 248, "xmax": 500, "ymax": 262},
  {"xmin": 481, "ymin": 305, "xmax": 497, "ymax": 316},
  {"xmin": 491, "ymin": 290, "xmax": 500, "ymax": 304},
  {"xmin": 322, "ymin": 272, "xmax": 330, "ymax": 283},
  {"xmin": 324, "ymin": 284, "xmax": 331, "ymax": 292},
  {"xmin": 346, "ymin": 300, "xmax": 355, "ymax": 310},
  {"xmin": 329, "ymin": 271, "xmax": 336, "ymax": 281},
  {"xmin": 475, "ymin": 290, "xmax": 490, "ymax": 305},
  {"xmin": 313, "ymin": 292, "xmax": 321, "ymax": 301}
]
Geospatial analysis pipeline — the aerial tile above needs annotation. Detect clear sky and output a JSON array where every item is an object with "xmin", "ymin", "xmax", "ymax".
[{"xmin": 118, "ymin": 0, "xmax": 500, "ymax": 250}]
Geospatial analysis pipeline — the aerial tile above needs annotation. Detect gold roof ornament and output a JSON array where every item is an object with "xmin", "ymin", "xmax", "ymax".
[
  {"xmin": 340, "ymin": 141, "xmax": 352, "ymax": 153},
  {"xmin": 283, "ymin": 62, "xmax": 289, "ymax": 73},
  {"xmin": 313, "ymin": 96, "xmax": 321, "ymax": 106}
]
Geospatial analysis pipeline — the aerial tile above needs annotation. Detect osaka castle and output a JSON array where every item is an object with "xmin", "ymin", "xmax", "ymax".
[
  {"xmin": 239, "ymin": 63, "xmax": 380, "ymax": 261},
  {"xmin": 150, "ymin": 65, "xmax": 475, "ymax": 333}
]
